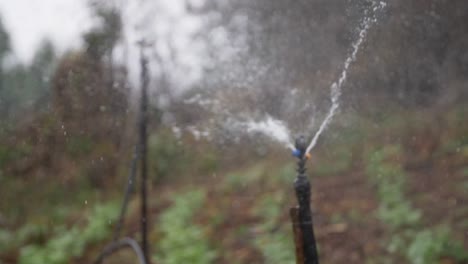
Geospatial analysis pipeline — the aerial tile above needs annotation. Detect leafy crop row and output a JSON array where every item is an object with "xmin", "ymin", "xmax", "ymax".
[{"xmin": 366, "ymin": 145, "xmax": 467, "ymax": 264}]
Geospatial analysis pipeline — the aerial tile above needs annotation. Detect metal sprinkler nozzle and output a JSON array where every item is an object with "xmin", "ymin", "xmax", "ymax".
[{"xmin": 292, "ymin": 135, "xmax": 311, "ymax": 160}]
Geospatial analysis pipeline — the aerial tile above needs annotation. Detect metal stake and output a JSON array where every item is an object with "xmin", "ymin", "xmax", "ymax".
[{"xmin": 138, "ymin": 41, "xmax": 150, "ymax": 264}]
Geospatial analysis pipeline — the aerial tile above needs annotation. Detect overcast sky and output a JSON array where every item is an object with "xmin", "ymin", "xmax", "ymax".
[
  {"xmin": 0, "ymin": 0, "xmax": 213, "ymax": 89},
  {"xmin": 0, "ymin": 0, "xmax": 93, "ymax": 63}
]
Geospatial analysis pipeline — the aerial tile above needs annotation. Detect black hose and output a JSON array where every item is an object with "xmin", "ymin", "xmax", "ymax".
[{"xmin": 113, "ymin": 144, "xmax": 139, "ymax": 241}]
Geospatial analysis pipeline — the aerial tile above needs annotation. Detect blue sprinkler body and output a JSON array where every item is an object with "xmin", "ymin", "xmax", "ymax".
[{"xmin": 292, "ymin": 149, "xmax": 302, "ymax": 158}]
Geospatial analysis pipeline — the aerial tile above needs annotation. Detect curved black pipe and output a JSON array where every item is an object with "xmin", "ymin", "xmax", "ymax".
[
  {"xmin": 93, "ymin": 237, "xmax": 147, "ymax": 264},
  {"xmin": 113, "ymin": 144, "xmax": 139, "ymax": 241}
]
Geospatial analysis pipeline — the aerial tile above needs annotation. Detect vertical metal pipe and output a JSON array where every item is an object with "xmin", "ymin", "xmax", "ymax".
[
  {"xmin": 294, "ymin": 136, "xmax": 319, "ymax": 264},
  {"xmin": 139, "ymin": 44, "xmax": 150, "ymax": 264}
]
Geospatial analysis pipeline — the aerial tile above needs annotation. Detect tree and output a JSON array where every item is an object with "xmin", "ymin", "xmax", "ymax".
[
  {"xmin": 29, "ymin": 40, "xmax": 57, "ymax": 110},
  {"xmin": 0, "ymin": 17, "xmax": 9, "ymax": 57},
  {"xmin": 0, "ymin": 16, "xmax": 11, "ymax": 117},
  {"xmin": 0, "ymin": 40, "xmax": 57, "ymax": 120},
  {"xmin": 49, "ymin": 2, "xmax": 128, "ymax": 186},
  {"xmin": 84, "ymin": 1, "xmax": 122, "ymax": 61}
]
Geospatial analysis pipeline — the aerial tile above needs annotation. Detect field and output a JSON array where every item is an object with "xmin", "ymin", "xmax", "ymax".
[{"xmin": 1, "ymin": 107, "xmax": 467, "ymax": 264}]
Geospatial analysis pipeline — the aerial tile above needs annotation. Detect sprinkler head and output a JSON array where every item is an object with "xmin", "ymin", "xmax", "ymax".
[
  {"xmin": 293, "ymin": 135, "xmax": 310, "ymax": 159},
  {"xmin": 295, "ymin": 135, "xmax": 307, "ymax": 152}
]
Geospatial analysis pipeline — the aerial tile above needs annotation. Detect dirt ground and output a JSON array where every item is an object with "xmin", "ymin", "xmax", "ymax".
[{"xmin": 98, "ymin": 158, "xmax": 467, "ymax": 264}]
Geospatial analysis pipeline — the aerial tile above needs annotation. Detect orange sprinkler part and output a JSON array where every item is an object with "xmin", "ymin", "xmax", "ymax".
[{"xmin": 305, "ymin": 153, "xmax": 312, "ymax": 160}]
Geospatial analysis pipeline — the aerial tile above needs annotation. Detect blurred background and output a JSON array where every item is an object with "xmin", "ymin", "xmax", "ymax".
[{"xmin": 0, "ymin": 0, "xmax": 467, "ymax": 263}]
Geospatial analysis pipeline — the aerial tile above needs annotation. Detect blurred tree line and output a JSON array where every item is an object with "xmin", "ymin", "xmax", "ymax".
[
  {"xmin": 1, "ymin": 0, "xmax": 467, "ymax": 182},
  {"xmin": 0, "ymin": 2, "xmax": 130, "ymax": 186},
  {"xmin": 0, "ymin": 18, "xmax": 56, "ymax": 124},
  {"xmin": 3, "ymin": 0, "xmax": 467, "ymax": 134}
]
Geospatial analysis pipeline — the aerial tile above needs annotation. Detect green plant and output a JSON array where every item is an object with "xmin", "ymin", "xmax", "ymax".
[
  {"xmin": 461, "ymin": 167, "xmax": 468, "ymax": 177},
  {"xmin": 148, "ymin": 132, "xmax": 183, "ymax": 182},
  {"xmin": 199, "ymin": 152, "xmax": 219, "ymax": 174},
  {"xmin": 154, "ymin": 190, "xmax": 217, "ymax": 264},
  {"xmin": 255, "ymin": 232, "xmax": 295, "ymax": 264},
  {"xmin": 0, "ymin": 146, "xmax": 11, "ymax": 168},
  {"xmin": 366, "ymin": 145, "xmax": 421, "ymax": 229},
  {"xmin": 252, "ymin": 192, "xmax": 295, "ymax": 264},
  {"xmin": 377, "ymin": 200, "xmax": 421, "ymax": 229},
  {"xmin": 66, "ymin": 136, "xmax": 93, "ymax": 157},
  {"xmin": 275, "ymin": 164, "xmax": 295, "ymax": 185},
  {"xmin": 366, "ymin": 145, "xmax": 468, "ymax": 264},
  {"xmin": 81, "ymin": 203, "xmax": 119, "ymax": 242},
  {"xmin": 407, "ymin": 228, "xmax": 468, "ymax": 264},
  {"xmin": 311, "ymin": 146, "xmax": 353, "ymax": 176},
  {"xmin": 18, "ymin": 202, "xmax": 117, "ymax": 264},
  {"xmin": 16, "ymin": 224, "xmax": 47, "ymax": 245},
  {"xmin": 222, "ymin": 164, "xmax": 266, "ymax": 191},
  {"xmin": 223, "ymin": 172, "xmax": 246, "ymax": 191},
  {"xmin": 254, "ymin": 193, "xmax": 283, "ymax": 230},
  {"xmin": 0, "ymin": 143, "xmax": 31, "ymax": 168},
  {"xmin": 0, "ymin": 229, "xmax": 14, "ymax": 254},
  {"xmin": 0, "ymin": 224, "xmax": 48, "ymax": 256}
]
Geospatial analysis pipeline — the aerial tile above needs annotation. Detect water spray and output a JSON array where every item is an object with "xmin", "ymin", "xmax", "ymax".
[
  {"xmin": 289, "ymin": 4, "xmax": 386, "ymax": 263},
  {"xmin": 305, "ymin": 1, "xmax": 386, "ymax": 155}
]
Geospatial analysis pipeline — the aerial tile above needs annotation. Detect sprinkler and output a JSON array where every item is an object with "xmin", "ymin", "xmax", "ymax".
[
  {"xmin": 291, "ymin": 135, "xmax": 319, "ymax": 264},
  {"xmin": 292, "ymin": 144, "xmax": 311, "ymax": 160}
]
